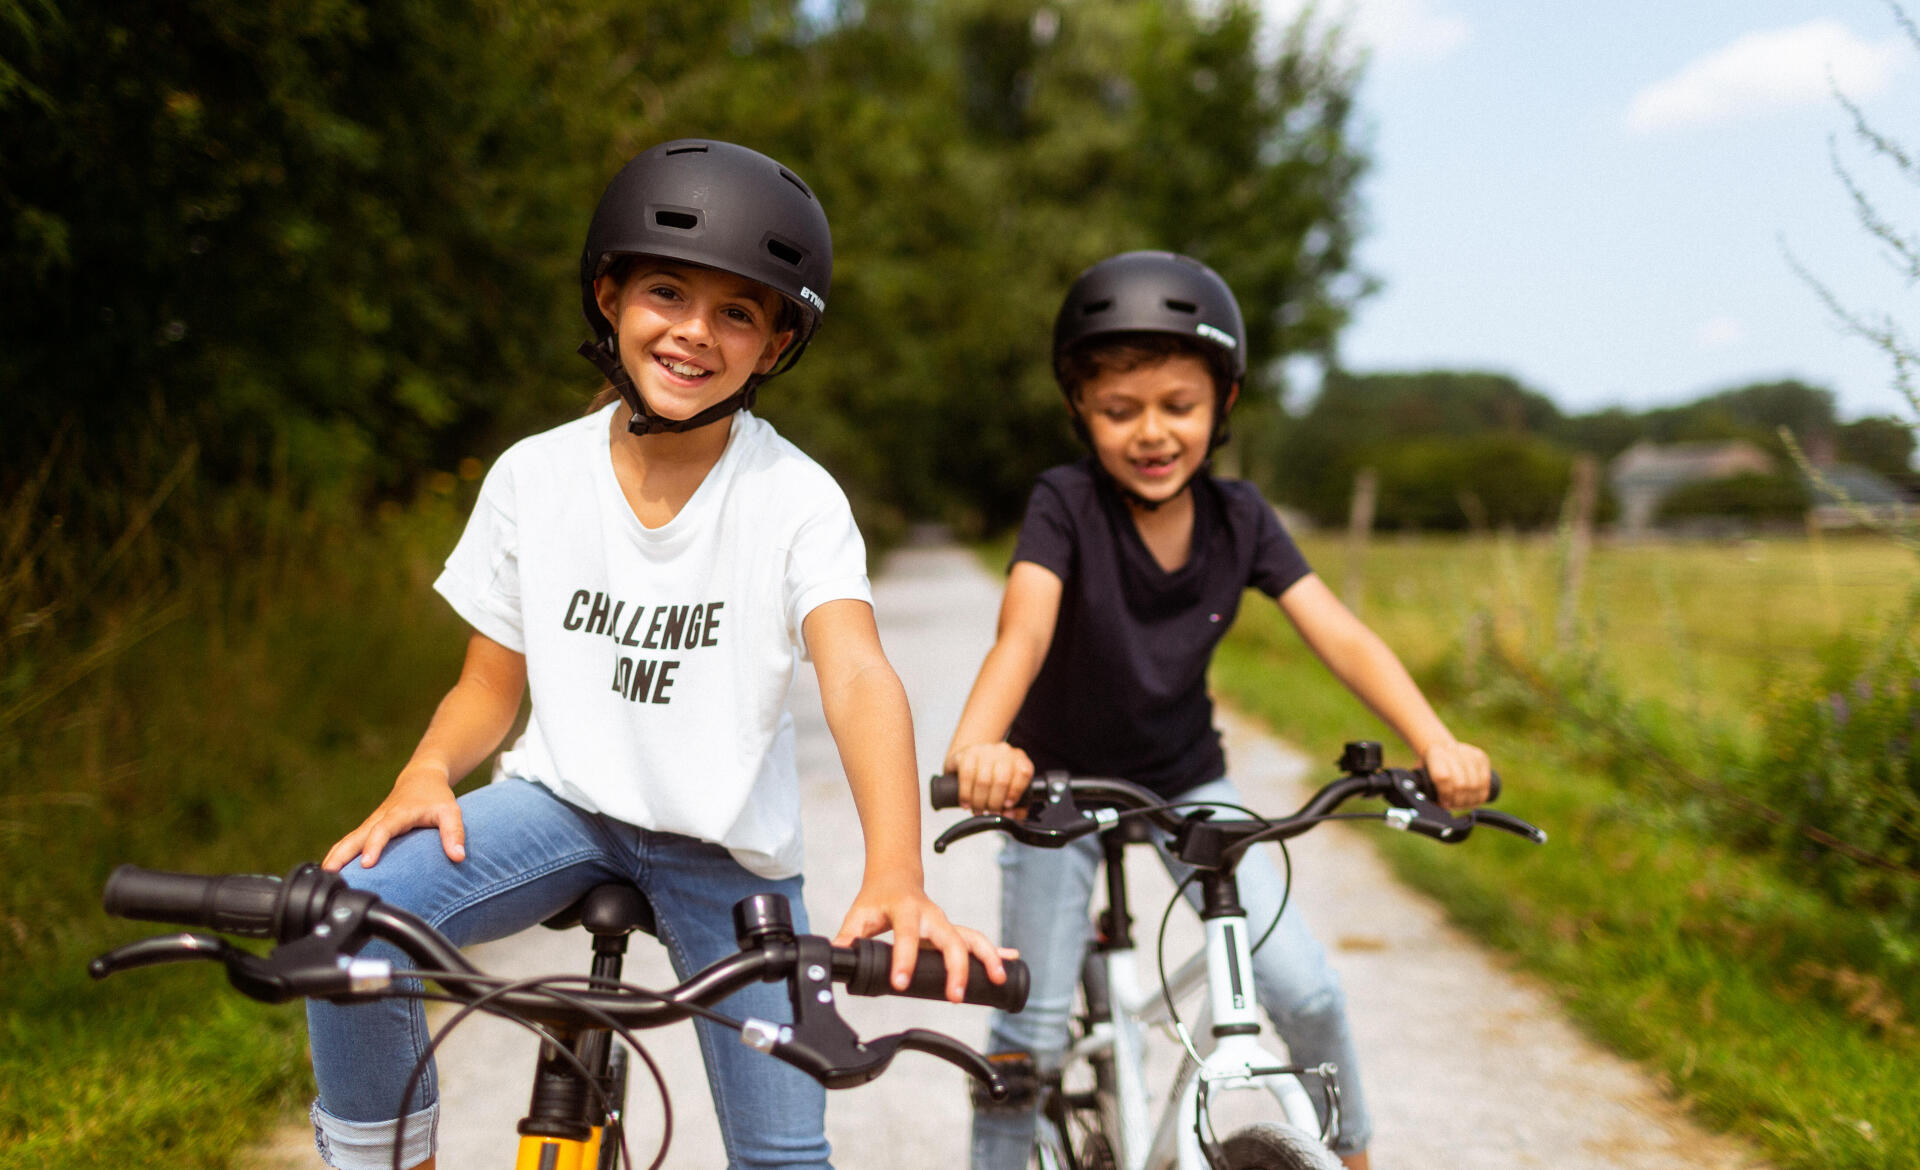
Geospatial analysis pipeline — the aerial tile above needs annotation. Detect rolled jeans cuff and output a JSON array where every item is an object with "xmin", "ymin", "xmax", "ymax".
[{"xmin": 311, "ymin": 1099, "xmax": 438, "ymax": 1170}]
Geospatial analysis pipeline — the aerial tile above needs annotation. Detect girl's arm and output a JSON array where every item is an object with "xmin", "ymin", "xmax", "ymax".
[
  {"xmin": 1276, "ymin": 573, "xmax": 1491, "ymax": 808},
  {"xmin": 943, "ymin": 560, "xmax": 1064, "ymax": 813},
  {"xmin": 322, "ymin": 631, "xmax": 528, "ymax": 870},
  {"xmin": 802, "ymin": 598, "xmax": 1013, "ymax": 1002}
]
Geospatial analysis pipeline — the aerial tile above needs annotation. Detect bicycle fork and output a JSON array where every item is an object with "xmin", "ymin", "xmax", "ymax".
[{"xmin": 1093, "ymin": 912, "xmax": 1330, "ymax": 1169}]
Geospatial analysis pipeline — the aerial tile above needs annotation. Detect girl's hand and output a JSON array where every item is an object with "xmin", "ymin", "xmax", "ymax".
[
  {"xmin": 832, "ymin": 877, "xmax": 1018, "ymax": 1003},
  {"xmin": 1422, "ymin": 739, "xmax": 1493, "ymax": 810},
  {"xmin": 947, "ymin": 741, "xmax": 1035, "ymax": 815},
  {"xmin": 322, "ymin": 766, "xmax": 467, "ymax": 870}
]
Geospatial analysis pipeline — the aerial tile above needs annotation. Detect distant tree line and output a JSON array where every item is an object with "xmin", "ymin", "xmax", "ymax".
[
  {"xmin": 1271, "ymin": 371, "xmax": 1916, "ymax": 531},
  {"xmin": 0, "ymin": 0, "xmax": 1370, "ymax": 562}
]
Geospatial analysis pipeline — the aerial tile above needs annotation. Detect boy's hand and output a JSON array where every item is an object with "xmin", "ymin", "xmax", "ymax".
[
  {"xmin": 947, "ymin": 741, "xmax": 1035, "ymax": 815},
  {"xmin": 1422, "ymin": 739, "xmax": 1492, "ymax": 810},
  {"xmin": 322, "ymin": 765, "xmax": 466, "ymax": 870},
  {"xmin": 832, "ymin": 876, "xmax": 1018, "ymax": 1003}
]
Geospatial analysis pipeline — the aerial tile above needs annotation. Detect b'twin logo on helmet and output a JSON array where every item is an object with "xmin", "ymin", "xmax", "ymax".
[
  {"xmin": 1196, "ymin": 323, "xmax": 1237, "ymax": 349},
  {"xmin": 799, "ymin": 286, "xmax": 826, "ymax": 313}
]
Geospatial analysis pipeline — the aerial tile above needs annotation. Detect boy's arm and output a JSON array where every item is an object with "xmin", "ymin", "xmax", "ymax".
[
  {"xmin": 323, "ymin": 631, "xmax": 527, "ymax": 870},
  {"xmin": 943, "ymin": 561, "xmax": 1064, "ymax": 812},
  {"xmin": 1276, "ymin": 573, "xmax": 1492, "ymax": 808},
  {"xmin": 802, "ymin": 598, "xmax": 1013, "ymax": 1001}
]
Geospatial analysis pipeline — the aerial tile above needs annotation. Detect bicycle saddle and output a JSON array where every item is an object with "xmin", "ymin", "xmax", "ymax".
[{"xmin": 541, "ymin": 882, "xmax": 658, "ymax": 938}]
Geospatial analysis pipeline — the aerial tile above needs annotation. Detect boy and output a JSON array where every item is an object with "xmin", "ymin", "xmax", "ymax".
[{"xmin": 945, "ymin": 250, "xmax": 1493, "ymax": 1170}]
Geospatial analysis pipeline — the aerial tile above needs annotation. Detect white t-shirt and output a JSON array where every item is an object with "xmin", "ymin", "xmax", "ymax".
[{"xmin": 434, "ymin": 404, "xmax": 872, "ymax": 878}]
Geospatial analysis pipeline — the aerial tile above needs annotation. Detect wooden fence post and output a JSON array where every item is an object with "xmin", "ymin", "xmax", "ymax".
[
  {"xmin": 1556, "ymin": 454, "xmax": 1598, "ymax": 650},
  {"xmin": 1345, "ymin": 467, "xmax": 1377, "ymax": 614}
]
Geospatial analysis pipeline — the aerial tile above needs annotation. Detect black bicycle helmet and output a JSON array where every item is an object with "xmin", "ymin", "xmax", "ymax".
[
  {"xmin": 1052, "ymin": 251, "xmax": 1247, "ymax": 475},
  {"xmin": 578, "ymin": 138, "xmax": 833, "ymax": 436}
]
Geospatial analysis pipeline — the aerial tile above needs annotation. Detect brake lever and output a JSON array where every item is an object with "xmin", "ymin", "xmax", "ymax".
[
  {"xmin": 933, "ymin": 814, "xmax": 1090, "ymax": 852},
  {"xmin": 893, "ymin": 1029, "xmax": 1010, "ymax": 1099},
  {"xmin": 90, "ymin": 932, "xmax": 235, "ymax": 979},
  {"xmin": 1472, "ymin": 808, "xmax": 1548, "ymax": 844},
  {"xmin": 932, "ymin": 772, "xmax": 1098, "ymax": 854},
  {"xmin": 89, "ymin": 929, "xmax": 392, "ymax": 1004}
]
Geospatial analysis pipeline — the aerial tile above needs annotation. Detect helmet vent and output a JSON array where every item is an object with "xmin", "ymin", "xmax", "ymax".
[
  {"xmin": 777, "ymin": 168, "xmax": 816, "ymax": 199},
  {"xmin": 654, "ymin": 210, "xmax": 700, "ymax": 230},
  {"xmin": 665, "ymin": 144, "xmax": 709, "ymax": 156},
  {"xmin": 765, "ymin": 237, "xmax": 804, "ymax": 266},
  {"xmin": 1081, "ymin": 299, "xmax": 1112, "ymax": 316},
  {"xmin": 1164, "ymin": 299, "xmax": 1198, "ymax": 314}
]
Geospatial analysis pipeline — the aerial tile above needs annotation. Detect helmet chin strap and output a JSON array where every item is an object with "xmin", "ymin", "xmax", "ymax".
[{"xmin": 578, "ymin": 339, "xmax": 755, "ymax": 436}]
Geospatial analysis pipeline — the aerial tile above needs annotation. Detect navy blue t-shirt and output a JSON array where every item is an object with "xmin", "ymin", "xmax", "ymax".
[{"xmin": 1007, "ymin": 460, "xmax": 1312, "ymax": 797}]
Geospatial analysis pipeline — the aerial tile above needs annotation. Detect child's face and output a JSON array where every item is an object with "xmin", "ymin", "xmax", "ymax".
[
  {"xmin": 1074, "ymin": 354, "xmax": 1231, "ymax": 508},
  {"xmin": 593, "ymin": 260, "xmax": 794, "ymax": 422},
  {"xmin": 1067, "ymin": 353, "xmax": 1228, "ymax": 503}
]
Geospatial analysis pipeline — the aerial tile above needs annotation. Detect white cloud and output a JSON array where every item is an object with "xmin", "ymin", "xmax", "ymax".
[
  {"xmin": 1626, "ymin": 20, "xmax": 1904, "ymax": 133},
  {"xmin": 1694, "ymin": 315, "xmax": 1748, "ymax": 351},
  {"xmin": 1253, "ymin": 0, "xmax": 1469, "ymax": 65}
]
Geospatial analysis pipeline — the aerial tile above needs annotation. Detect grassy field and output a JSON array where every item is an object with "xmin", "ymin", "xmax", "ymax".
[
  {"xmin": 0, "ymin": 494, "xmax": 472, "ymax": 1168},
  {"xmin": 1285, "ymin": 529, "xmax": 1916, "ymax": 747},
  {"xmin": 1212, "ymin": 528, "xmax": 1919, "ymax": 1170}
]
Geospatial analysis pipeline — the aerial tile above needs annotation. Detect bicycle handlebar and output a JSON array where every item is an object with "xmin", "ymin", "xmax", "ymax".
[
  {"xmin": 91, "ymin": 863, "xmax": 1029, "ymax": 1099},
  {"xmin": 929, "ymin": 740, "xmax": 1545, "ymax": 861}
]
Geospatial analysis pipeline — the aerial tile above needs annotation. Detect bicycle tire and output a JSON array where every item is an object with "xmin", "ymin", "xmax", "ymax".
[
  {"xmin": 596, "ymin": 1041, "xmax": 631, "ymax": 1170},
  {"xmin": 1216, "ymin": 1121, "xmax": 1343, "ymax": 1170}
]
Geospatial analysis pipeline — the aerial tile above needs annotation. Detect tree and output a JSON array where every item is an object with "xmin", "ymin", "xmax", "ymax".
[{"xmin": 1270, "ymin": 369, "xmax": 1567, "ymax": 524}]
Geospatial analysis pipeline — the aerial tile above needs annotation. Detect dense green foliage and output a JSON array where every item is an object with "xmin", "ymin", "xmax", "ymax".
[
  {"xmin": 0, "ymin": 497, "xmax": 472, "ymax": 1166},
  {"xmin": 1756, "ymin": 614, "xmax": 1920, "ymax": 932},
  {"xmin": 1656, "ymin": 470, "xmax": 1810, "ymax": 523},
  {"xmin": 1, "ymin": 0, "xmax": 1371, "ymax": 546}
]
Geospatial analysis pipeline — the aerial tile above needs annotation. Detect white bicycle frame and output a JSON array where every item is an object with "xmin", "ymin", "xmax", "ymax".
[{"xmin": 1062, "ymin": 884, "xmax": 1333, "ymax": 1170}]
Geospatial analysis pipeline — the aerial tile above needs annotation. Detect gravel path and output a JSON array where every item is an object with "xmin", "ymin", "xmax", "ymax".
[{"xmin": 248, "ymin": 539, "xmax": 1769, "ymax": 1169}]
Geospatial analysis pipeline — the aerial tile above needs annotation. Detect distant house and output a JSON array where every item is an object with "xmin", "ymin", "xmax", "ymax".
[
  {"xmin": 1608, "ymin": 440, "xmax": 1776, "ymax": 536},
  {"xmin": 1806, "ymin": 463, "xmax": 1915, "ymax": 530}
]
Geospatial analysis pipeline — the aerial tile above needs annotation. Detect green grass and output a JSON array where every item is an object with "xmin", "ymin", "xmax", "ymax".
[
  {"xmin": 0, "ymin": 493, "xmax": 472, "ymax": 1167},
  {"xmin": 1292, "ymin": 530, "xmax": 1915, "ymax": 749},
  {"xmin": 1211, "ymin": 529, "xmax": 1920, "ymax": 1170}
]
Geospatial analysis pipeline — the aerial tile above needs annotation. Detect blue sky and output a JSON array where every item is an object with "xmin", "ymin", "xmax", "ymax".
[{"xmin": 1264, "ymin": 0, "xmax": 1920, "ymax": 421}]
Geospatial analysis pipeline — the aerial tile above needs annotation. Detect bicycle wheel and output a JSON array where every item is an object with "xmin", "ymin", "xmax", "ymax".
[
  {"xmin": 596, "ymin": 1041, "xmax": 631, "ymax": 1170},
  {"xmin": 1216, "ymin": 1122, "xmax": 1343, "ymax": 1170}
]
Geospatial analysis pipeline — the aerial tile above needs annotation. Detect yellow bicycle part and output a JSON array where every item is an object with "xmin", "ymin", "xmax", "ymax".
[{"xmin": 514, "ymin": 1126, "xmax": 604, "ymax": 1170}]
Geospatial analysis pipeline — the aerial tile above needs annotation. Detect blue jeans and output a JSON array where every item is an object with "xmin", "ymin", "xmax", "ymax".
[
  {"xmin": 305, "ymin": 778, "xmax": 832, "ymax": 1170},
  {"xmin": 971, "ymin": 777, "xmax": 1371, "ymax": 1167}
]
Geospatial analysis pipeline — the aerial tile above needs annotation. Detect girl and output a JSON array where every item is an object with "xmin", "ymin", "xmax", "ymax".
[{"xmin": 306, "ymin": 139, "xmax": 1007, "ymax": 1170}]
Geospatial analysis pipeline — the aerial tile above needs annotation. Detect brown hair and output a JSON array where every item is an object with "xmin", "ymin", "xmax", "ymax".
[{"xmin": 1055, "ymin": 332, "xmax": 1236, "ymax": 404}]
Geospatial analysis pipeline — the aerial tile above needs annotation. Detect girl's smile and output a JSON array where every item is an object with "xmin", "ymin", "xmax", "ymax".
[{"xmin": 593, "ymin": 260, "xmax": 793, "ymax": 422}]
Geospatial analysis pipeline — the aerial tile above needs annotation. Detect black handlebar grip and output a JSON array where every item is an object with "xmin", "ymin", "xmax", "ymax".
[
  {"xmin": 1488, "ymin": 770, "xmax": 1502, "ymax": 802},
  {"xmin": 102, "ymin": 865, "xmax": 284, "ymax": 939},
  {"xmin": 845, "ymin": 939, "xmax": 1030, "ymax": 1012},
  {"xmin": 929, "ymin": 773, "xmax": 962, "ymax": 810}
]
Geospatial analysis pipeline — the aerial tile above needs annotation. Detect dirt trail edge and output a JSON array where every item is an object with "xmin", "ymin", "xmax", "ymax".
[{"xmin": 248, "ymin": 538, "xmax": 1769, "ymax": 1169}]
